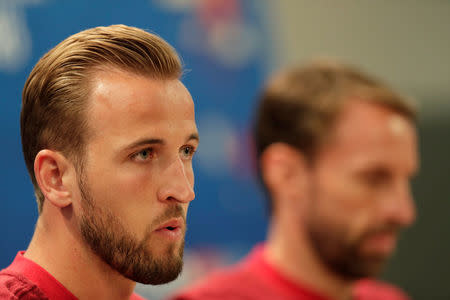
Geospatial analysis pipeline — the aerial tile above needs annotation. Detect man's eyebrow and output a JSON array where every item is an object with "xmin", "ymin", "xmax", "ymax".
[
  {"xmin": 187, "ymin": 133, "xmax": 199, "ymax": 143},
  {"xmin": 124, "ymin": 138, "xmax": 165, "ymax": 151},
  {"xmin": 122, "ymin": 134, "xmax": 198, "ymax": 152}
]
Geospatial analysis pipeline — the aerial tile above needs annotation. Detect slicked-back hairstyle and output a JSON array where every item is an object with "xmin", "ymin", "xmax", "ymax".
[
  {"xmin": 21, "ymin": 24, "xmax": 182, "ymax": 213},
  {"xmin": 254, "ymin": 60, "xmax": 417, "ymax": 213}
]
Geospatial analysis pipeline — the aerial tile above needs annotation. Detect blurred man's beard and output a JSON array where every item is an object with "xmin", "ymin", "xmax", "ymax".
[
  {"xmin": 77, "ymin": 173, "xmax": 185, "ymax": 284},
  {"xmin": 306, "ymin": 217, "xmax": 399, "ymax": 280}
]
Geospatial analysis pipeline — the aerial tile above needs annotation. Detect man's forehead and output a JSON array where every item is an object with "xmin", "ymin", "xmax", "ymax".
[
  {"xmin": 328, "ymin": 100, "xmax": 416, "ymax": 145},
  {"xmin": 388, "ymin": 115, "xmax": 412, "ymax": 137},
  {"xmin": 89, "ymin": 69, "xmax": 189, "ymax": 105},
  {"xmin": 84, "ymin": 69, "xmax": 196, "ymax": 143},
  {"xmin": 313, "ymin": 100, "xmax": 418, "ymax": 170}
]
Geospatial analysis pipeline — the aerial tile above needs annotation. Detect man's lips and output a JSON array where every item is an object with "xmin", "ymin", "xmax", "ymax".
[
  {"xmin": 154, "ymin": 218, "xmax": 185, "ymax": 241},
  {"xmin": 362, "ymin": 231, "xmax": 398, "ymax": 255},
  {"xmin": 155, "ymin": 218, "xmax": 184, "ymax": 231}
]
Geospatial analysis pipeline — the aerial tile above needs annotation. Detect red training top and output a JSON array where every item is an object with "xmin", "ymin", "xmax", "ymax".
[
  {"xmin": 0, "ymin": 251, "xmax": 146, "ymax": 300},
  {"xmin": 171, "ymin": 245, "xmax": 410, "ymax": 300}
]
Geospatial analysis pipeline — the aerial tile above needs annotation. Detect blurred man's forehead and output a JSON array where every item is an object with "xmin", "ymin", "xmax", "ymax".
[
  {"xmin": 326, "ymin": 100, "xmax": 415, "ymax": 144},
  {"xmin": 314, "ymin": 99, "xmax": 418, "ymax": 171},
  {"xmin": 388, "ymin": 115, "xmax": 412, "ymax": 136}
]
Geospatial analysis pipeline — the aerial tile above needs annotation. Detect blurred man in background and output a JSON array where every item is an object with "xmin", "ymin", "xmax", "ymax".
[
  {"xmin": 0, "ymin": 24, "xmax": 199, "ymax": 300},
  {"xmin": 173, "ymin": 61, "xmax": 418, "ymax": 300}
]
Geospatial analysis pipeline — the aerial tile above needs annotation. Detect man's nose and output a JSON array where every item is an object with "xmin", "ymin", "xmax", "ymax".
[
  {"xmin": 383, "ymin": 180, "xmax": 416, "ymax": 228},
  {"xmin": 157, "ymin": 157, "xmax": 195, "ymax": 204}
]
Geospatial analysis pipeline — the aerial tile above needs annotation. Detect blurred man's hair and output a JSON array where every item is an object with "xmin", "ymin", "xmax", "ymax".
[
  {"xmin": 254, "ymin": 60, "xmax": 417, "ymax": 212},
  {"xmin": 21, "ymin": 24, "xmax": 182, "ymax": 213}
]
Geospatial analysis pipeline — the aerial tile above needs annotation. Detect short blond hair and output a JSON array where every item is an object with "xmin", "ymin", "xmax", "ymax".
[{"xmin": 21, "ymin": 25, "xmax": 182, "ymax": 213}]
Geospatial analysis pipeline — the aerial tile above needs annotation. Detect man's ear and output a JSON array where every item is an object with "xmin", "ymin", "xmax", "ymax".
[
  {"xmin": 260, "ymin": 143, "xmax": 310, "ymax": 208},
  {"xmin": 34, "ymin": 149, "xmax": 74, "ymax": 208}
]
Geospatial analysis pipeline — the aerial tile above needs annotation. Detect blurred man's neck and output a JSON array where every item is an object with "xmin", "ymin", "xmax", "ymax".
[{"xmin": 265, "ymin": 209, "xmax": 353, "ymax": 300}]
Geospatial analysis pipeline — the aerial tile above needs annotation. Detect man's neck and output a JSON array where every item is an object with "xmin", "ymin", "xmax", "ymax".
[
  {"xmin": 24, "ymin": 209, "xmax": 136, "ymax": 300},
  {"xmin": 265, "ymin": 213, "xmax": 354, "ymax": 300}
]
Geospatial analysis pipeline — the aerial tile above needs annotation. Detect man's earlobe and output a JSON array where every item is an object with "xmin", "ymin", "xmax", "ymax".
[{"xmin": 34, "ymin": 150, "xmax": 73, "ymax": 208}]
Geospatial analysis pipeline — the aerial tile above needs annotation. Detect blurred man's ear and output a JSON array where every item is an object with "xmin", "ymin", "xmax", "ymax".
[
  {"xmin": 34, "ymin": 150, "xmax": 75, "ymax": 209},
  {"xmin": 260, "ymin": 143, "xmax": 310, "ymax": 213}
]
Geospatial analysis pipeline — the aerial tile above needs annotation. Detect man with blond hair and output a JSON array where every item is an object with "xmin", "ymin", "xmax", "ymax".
[
  {"xmin": 174, "ymin": 61, "xmax": 417, "ymax": 300},
  {"xmin": 0, "ymin": 24, "xmax": 199, "ymax": 300}
]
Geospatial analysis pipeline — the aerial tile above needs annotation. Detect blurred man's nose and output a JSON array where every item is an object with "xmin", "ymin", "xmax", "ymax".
[
  {"xmin": 158, "ymin": 157, "xmax": 195, "ymax": 204},
  {"xmin": 383, "ymin": 179, "xmax": 416, "ymax": 227}
]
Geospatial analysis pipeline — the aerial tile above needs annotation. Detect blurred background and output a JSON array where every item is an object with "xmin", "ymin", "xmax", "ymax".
[{"xmin": 0, "ymin": 1, "xmax": 449, "ymax": 299}]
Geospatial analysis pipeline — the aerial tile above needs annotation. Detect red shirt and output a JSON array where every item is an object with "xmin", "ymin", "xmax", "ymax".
[
  {"xmin": 0, "ymin": 251, "xmax": 146, "ymax": 300},
  {"xmin": 172, "ymin": 246, "xmax": 410, "ymax": 300}
]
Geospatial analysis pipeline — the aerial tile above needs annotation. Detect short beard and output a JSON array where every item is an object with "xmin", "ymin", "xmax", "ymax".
[
  {"xmin": 77, "ymin": 171, "xmax": 185, "ymax": 284},
  {"xmin": 307, "ymin": 220, "xmax": 399, "ymax": 280}
]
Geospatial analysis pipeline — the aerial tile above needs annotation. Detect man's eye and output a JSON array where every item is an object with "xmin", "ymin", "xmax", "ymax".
[
  {"xmin": 133, "ymin": 148, "xmax": 154, "ymax": 161},
  {"xmin": 363, "ymin": 169, "xmax": 391, "ymax": 187},
  {"xmin": 181, "ymin": 146, "xmax": 196, "ymax": 158}
]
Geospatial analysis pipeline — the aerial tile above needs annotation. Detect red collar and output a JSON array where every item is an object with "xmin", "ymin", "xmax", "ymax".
[
  {"xmin": 246, "ymin": 245, "xmax": 332, "ymax": 300},
  {"xmin": 6, "ymin": 251, "xmax": 78, "ymax": 300}
]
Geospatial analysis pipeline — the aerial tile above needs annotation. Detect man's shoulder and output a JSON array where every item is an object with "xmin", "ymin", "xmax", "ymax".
[
  {"xmin": 354, "ymin": 279, "xmax": 410, "ymax": 300},
  {"xmin": 0, "ymin": 268, "xmax": 48, "ymax": 300}
]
